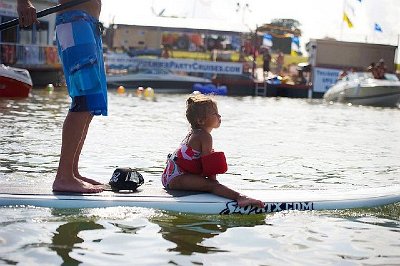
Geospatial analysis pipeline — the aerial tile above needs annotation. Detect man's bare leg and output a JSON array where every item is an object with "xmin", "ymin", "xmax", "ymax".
[
  {"xmin": 72, "ymin": 114, "xmax": 102, "ymax": 185},
  {"xmin": 53, "ymin": 111, "xmax": 103, "ymax": 193}
]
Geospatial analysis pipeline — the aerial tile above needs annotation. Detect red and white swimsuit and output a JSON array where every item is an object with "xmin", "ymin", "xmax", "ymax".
[{"xmin": 161, "ymin": 143, "xmax": 201, "ymax": 188}]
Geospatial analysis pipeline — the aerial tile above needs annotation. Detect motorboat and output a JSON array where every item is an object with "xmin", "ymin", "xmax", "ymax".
[
  {"xmin": 0, "ymin": 64, "xmax": 32, "ymax": 98},
  {"xmin": 106, "ymin": 68, "xmax": 211, "ymax": 94},
  {"xmin": 211, "ymin": 62, "xmax": 312, "ymax": 97},
  {"xmin": 323, "ymin": 72, "xmax": 400, "ymax": 107}
]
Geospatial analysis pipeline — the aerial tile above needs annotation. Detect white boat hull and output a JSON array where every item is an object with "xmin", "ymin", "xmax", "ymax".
[
  {"xmin": 323, "ymin": 72, "xmax": 400, "ymax": 107},
  {"xmin": 345, "ymin": 88, "xmax": 400, "ymax": 107}
]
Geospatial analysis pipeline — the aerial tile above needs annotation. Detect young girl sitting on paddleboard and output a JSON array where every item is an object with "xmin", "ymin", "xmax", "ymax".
[{"xmin": 161, "ymin": 93, "xmax": 264, "ymax": 208}]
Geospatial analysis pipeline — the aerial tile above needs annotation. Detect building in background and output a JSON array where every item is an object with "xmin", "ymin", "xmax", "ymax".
[
  {"xmin": 103, "ymin": 16, "xmax": 250, "ymax": 60},
  {"xmin": 0, "ymin": 0, "xmax": 61, "ymax": 86}
]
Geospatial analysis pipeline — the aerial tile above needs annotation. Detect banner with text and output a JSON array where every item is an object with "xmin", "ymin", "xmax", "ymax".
[{"xmin": 106, "ymin": 53, "xmax": 243, "ymax": 75}]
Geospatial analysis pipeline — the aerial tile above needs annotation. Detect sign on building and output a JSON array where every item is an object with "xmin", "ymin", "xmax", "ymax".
[
  {"xmin": 312, "ymin": 67, "xmax": 341, "ymax": 93},
  {"xmin": 106, "ymin": 53, "xmax": 244, "ymax": 75}
]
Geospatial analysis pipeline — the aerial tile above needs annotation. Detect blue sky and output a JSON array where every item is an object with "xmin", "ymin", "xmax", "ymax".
[{"xmin": 100, "ymin": 0, "xmax": 399, "ymax": 58}]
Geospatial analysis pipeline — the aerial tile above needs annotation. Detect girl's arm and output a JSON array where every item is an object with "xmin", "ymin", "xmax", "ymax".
[
  {"xmin": 199, "ymin": 132, "xmax": 213, "ymax": 155},
  {"xmin": 199, "ymin": 132, "xmax": 217, "ymax": 180}
]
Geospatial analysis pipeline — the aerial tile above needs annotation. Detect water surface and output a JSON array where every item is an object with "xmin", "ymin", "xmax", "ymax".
[{"xmin": 0, "ymin": 89, "xmax": 399, "ymax": 265}]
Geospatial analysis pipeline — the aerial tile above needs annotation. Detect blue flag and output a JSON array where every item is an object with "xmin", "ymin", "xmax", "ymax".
[
  {"xmin": 374, "ymin": 23, "xmax": 383, "ymax": 32},
  {"xmin": 262, "ymin": 34, "xmax": 273, "ymax": 47}
]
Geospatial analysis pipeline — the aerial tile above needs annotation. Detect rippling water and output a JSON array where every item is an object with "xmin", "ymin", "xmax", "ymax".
[{"xmin": 0, "ymin": 89, "xmax": 399, "ymax": 265}]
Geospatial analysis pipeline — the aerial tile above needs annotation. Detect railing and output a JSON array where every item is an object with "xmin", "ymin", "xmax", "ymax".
[{"xmin": 0, "ymin": 42, "xmax": 60, "ymax": 67}]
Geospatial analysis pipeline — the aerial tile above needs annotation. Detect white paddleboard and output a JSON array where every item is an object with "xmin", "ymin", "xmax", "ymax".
[{"xmin": 0, "ymin": 185, "xmax": 399, "ymax": 215}]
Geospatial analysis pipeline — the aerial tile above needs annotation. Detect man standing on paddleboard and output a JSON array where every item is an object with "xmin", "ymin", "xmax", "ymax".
[{"xmin": 17, "ymin": 0, "xmax": 107, "ymax": 193}]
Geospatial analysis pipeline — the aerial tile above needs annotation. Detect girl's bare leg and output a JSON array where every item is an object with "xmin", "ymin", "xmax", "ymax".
[{"xmin": 169, "ymin": 174, "xmax": 264, "ymax": 208}]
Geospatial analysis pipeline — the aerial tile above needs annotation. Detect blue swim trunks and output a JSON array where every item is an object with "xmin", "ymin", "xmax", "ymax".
[{"xmin": 55, "ymin": 10, "xmax": 107, "ymax": 116}]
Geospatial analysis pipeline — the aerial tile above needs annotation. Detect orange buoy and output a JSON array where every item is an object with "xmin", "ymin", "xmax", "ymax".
[{"xmin": 117, "ymin": 85, "xmax": 125, "ymax": 94}]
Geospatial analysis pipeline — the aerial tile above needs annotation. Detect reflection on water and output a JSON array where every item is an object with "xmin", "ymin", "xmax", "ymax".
[
  {"xmin": 0, "ymin": 89, "xmax": 400, "ymax": 265},
  {"xmin": 151, "ymin": 214, "xmax": 266, "ymax": 255},
  {"xmin": 0, "ymin": 205, "xmax": 399, "ymax": 265},
  {"xmin": 52, "ymin": 221, "xmax": 104, "ymax": 266}
]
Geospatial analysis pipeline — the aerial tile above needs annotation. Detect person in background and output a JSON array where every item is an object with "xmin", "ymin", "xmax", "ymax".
[
  {"xmin": 239, "ymin": 46, "xmax": 250, "ymax": 73},
  {"xmin": 262, "ymin": 48, "xmax": 272, "ymax": 74},
  {"xmin": 161, "ymin": 94, "xmax": 264, "ymax": 208},
  {"xmin": 161, "ymin": 45, "xmax": 171, "ymax": 59},
  {"xmin": 17, "ymin": 0, "xmax": 107, "ymax": 193},
  {"xmin": 275, "ymin": 51, "xmax": 284, "ymax": 75},
  {"xmin": 367, "ymin": 62, "xmax": 379, "ymax": 79},
  {"xmin": 376, "ymin": 59, "xmax": 387, "ymax": 79}
]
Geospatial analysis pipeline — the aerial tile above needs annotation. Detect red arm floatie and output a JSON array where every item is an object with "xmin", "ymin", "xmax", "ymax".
[
  {"xmin": 201, "ymin": 152, "xmax": 228, "ymax": 176},
  {"xmin": 175, "ymin": 157, "xmax": 203, "ymax": 174}
]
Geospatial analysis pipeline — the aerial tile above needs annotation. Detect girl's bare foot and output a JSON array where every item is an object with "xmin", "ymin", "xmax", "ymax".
[
  {"xmin": 237, "ymin": 195, "xmax": 264, "ymax": 208},
  {"xmin": 53, "ymin": 176, "xmax": 104, "ymax": 193}
]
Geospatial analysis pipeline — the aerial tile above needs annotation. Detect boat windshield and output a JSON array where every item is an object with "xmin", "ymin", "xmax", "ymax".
[
  {"xmin": 384, "ymin": 73, "xmax": 400, "ymax": 81},
  {"xmin": 345, "ymin": 72, "xmax": 399, "ymax": 81},
  {"xmin": 346, "ymin": 72, "xmax": 374, "ymax": 81}
]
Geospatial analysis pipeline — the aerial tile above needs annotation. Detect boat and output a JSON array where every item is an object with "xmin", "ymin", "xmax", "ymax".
[
  {"xmin": 212, "ymin": 73, "xmax": 256, "ymax": 96},
  {"xmin": 211, "ymin": 62, "xmax": 312, "ymax": 97},
  {"xmin": 0, "ymin": 64, "xmax": 33, "ymax": 98},
  {"xmin": 323, "ymin": 72, "xmax": 400, "ymax": 107},
  {"xmin": 264, "ymin": 75, "xmax": 312, "ymax": 98},
  {"xmin": 106, "ymin": 68, "xmax": 212, "ymax": 94}
]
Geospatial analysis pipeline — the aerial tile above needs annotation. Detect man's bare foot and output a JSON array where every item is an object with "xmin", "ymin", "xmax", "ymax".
[
  {"xmin": 75, "ymin": 174, "xmax": 103, "ymax": 185},
  {"xmin": 53, "ymin": 177, "xmax": 104, "ymax": 193},
  {"xmin": 237, "ymin": 195, "xmax": 264, "ymax": 208}
]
